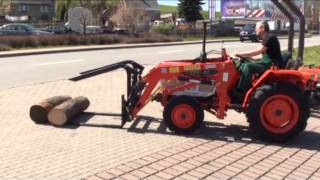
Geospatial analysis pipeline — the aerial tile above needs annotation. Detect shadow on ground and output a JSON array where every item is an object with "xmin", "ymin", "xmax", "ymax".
[
  {"xmin": 48, "ymin": 112, "xmax": 320, "ymax": 152},
  {"xmin": 310, "ymin": 98, "xmax": 320, "ymax": 119},
  {"xmin": 39, "ymin": 99, "xmax": 320, "ymax": 151}
]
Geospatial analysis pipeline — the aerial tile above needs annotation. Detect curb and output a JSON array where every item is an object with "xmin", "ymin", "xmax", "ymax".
[
  {"xmin": 0, "ymin": 39, "xmax": 238, "ymax": 58},
  {"xmin": 0, "ymin": 35, "xmax": 312, "ymax": 58}
]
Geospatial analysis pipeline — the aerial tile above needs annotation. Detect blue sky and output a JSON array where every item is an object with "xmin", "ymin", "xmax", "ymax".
[{"xmin": 158, "ymin": 0, "xmax": 221, "ymax": 11}]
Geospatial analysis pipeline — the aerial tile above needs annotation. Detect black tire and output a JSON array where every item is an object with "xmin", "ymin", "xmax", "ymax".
[
  {"xmin": 313, "ymin": 87, "xmax": 320, "ymax": 102},
  {"xmin": 246, "ymin": 84, "xmax": 310, "ymax": 142},
  {"xmin": 163, "ymin": 96, "xmax": 204, "ymax": 134},
  {"xmin": 240, "ymin": 37, "xmax": 244, "ymax": 42},
  {"xmin": 251, "ymin": 36, "xmax": 259, "ymax": 42}
]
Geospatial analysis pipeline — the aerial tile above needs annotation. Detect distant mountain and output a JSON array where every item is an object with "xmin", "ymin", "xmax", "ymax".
[{"xmin": 159, "ymin": 5, "xmax": 178, "ymax": 14}]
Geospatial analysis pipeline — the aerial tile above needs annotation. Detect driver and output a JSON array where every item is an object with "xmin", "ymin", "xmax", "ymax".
[{"xmin": 234, "ymin": 21, "xmax": 282, "ymax": 94}]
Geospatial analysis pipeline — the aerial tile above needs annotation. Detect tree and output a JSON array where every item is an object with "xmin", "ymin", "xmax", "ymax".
[
  {"xmin": 0, "ymin": 0, "xmax": 10, "ymax": 16},
  {"xmin": 85, "ymin": 0, "xmax": 119, "ymax": 26},
  {"xmin": 178, "ymin": 0, "xmax": 204, "ymax": 23},
  {"xmin": 111, "ymin": 5, "xmax": 150, "ymax": 35},
  {"xmin": 79, "ymin": 10, "xmax": 89, "ymax": 35},
  {"xmin": 55, "ymin": 0, "xmax": 119, "ymax": 25},
  {"xmin": 55, "ymin": 0, "xmax": 79, "ymax": 21}
]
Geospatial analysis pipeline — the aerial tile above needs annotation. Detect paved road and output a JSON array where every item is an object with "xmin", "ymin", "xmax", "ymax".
[
  {"xmin": 0, "ymin": 36, "xmax": 320, "ymax": 89},
  {"xmin": 0, "ymin": 70, "xmax": 320, "ymax": 180},
  {"xmin": 0, "ymin": 37, "xmax": 320, "ymax": 179}
]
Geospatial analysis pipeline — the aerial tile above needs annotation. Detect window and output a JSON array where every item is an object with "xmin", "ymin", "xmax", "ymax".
[
  {"xmin": 40, "ymin": 5, "xmax": 49, "ymax": 13},
  {"xmin": 18, "ymin": 4, "xmax": 29, "ymax": 12},
  {"xmin": 14, "ymin": 25, "xmax": 28, "ymax": 32},
  {"xmin": 4, "ymin": 25, "xmax": 15, "ymax": 31}
]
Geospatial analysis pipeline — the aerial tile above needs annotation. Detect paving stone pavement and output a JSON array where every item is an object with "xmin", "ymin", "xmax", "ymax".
[{"xmin": 0, "ymin": 69, "xmax": 320, "ymax": 180}]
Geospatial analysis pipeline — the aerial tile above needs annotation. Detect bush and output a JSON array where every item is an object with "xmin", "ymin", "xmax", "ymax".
[
  {"xmin": 0, "ymin": 44, "xmax": 12, "ymax": 51},
  {"xmin": 24, "ymin": 36, "xmax": 40, "ymax": 47},
  {"xmin": 151, "ymin": 24, "xmax": 175, "ymax": 35},
  {"xmin": 0, "ymin": 33, "xmax": 181, "ymax": 51},
  {"xmin": 97, "ymin": 35, "xmax": 123, "ymax": 44},
  {"xmin": 126, "ymin": 32, "xmax": 182, "ymax": 43},
  {"xmin": 67, "ymin": 35, "xmax": 81, "ymax": 45}
]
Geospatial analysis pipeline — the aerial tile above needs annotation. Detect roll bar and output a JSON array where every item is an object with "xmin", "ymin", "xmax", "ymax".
[
  {"xmin": 270, "ymin": 0, "xmax": 294, "ymax": 56},
  {"xmin": 271, "ymin": 0, "xmax": 305, "ymax": 68},
  {"xmin": 282, "ymin": 0, "xmax": 305, "ymax": 68},
  {"xmin": 201, "ymin": 1, "xmax": 305, "ymax": 67}
]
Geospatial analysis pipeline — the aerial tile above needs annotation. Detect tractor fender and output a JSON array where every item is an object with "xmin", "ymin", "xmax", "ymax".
[{"xmin": 242, "ymin": 69, "xmax": 306, "ymax": 110}]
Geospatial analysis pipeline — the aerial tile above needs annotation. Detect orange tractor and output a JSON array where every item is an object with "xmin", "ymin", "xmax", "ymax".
[{"xmin": 71, "ymin": 0, "xmax": 320, "ymax": 142}]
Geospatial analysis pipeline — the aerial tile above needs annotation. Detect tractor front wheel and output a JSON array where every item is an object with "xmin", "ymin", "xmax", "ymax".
[
  {"xmin": 247, "ymin": 84, "xmax": 310, "ymax": 142},
  {"xmin": 163, "ymin": 96, "xmax": 204, "ymax": 134}
]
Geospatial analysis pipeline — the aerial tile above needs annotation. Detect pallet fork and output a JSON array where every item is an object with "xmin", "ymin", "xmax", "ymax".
[{"xmin": 70, "ymin": 60, "xmax": 144, "ymax": 126}]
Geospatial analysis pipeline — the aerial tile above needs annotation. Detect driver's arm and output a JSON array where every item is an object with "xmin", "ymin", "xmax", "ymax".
[{"xmin": 236, "ymin": 45, "xmax": 267, "ymax": 60}]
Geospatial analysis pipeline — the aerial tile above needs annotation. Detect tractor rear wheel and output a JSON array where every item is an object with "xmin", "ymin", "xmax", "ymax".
[
  {"xmin": 247, "ymin": 84, "xmax": 310, "ymax": 142},
  {"xmin": 312, "ymin": 86, "xmax": 320, "ymax": 102},
  {"xmin": 163, "ymin": 96, "xmax": 204, "ymax": 134}
]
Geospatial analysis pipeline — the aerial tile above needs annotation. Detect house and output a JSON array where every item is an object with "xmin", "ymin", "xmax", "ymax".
[
  {"xmin": 115, "ymin": 0, "xmax": 160, "ymax": 32},
  {"xmin": 160, "ymin": 13, "xmax": 177, "ymax": 24},
  {"xmin": 120, "ymin": 0, "xmax": 160, "ymax": 21},
  {"xmin": 1, "ymin": 0, "xmax": 55, "ymax": 22}
]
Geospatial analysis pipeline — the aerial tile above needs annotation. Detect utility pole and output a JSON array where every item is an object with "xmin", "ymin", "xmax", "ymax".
[
  {"xmin": 304, "ymin": 0, "xmax": 311, "ymax": 30},
  {"xmin": 313, "ymin": 0, "xmax": 319, "ymax": 32},
  {"xmin": 208, "ymin": 0, "xmax": 215, "ymax": 20}
]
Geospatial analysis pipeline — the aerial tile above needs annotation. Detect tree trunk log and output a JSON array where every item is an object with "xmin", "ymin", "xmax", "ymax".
[
  {"xmin": 48, "ymin": 96, "xmax": 90, "ymax": 126},
  {"xmin": 30, "ymin": 96, "xmax": 72, "ymax": 124}
]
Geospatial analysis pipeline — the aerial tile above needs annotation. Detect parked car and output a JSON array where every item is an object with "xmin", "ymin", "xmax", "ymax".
[
  {"xmin": 101, "ymin": 26, "xmax": 113, "ymax": 34},
  {"xmin": 39, "ymin": 25, "xmax": 71, "ymax": 34},
  {"xmin": 112, "ymin": 27, "xmax": 128, "ymax": 35},
  {"xmin": 239, "ymin": 24, "xmax": 259, "ymax": 42},
  {"xmin": 85, "ymin": 26, "xmax": 103, "ymax": 35},
  {"xmin": 63, "ymin": 22, "xmax": 103, "ymax": 35},
  {"xmin": 0, "ymin": 23, "xmax": 52, "ymax": 36},
  {"xmin": 153, "ymin": 20, "xmax": 164, "ymax": 26}
]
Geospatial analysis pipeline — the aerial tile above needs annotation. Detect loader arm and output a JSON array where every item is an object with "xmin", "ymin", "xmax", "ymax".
[{"xmin": 70, "ymin": 60, "xmax": 144, "ymax": 97}]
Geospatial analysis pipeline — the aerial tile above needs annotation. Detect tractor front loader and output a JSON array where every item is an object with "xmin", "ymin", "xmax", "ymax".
[
  {"xmin": 70, "ymin": 60, "xmax": 144, "ymax": 126},
  {"xmin": 70, "ymin": 0, "xmax": 320, "ymax": 142}
]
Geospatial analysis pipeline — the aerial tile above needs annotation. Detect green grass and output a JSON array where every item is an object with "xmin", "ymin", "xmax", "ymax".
[
  {"xmin": 293, "ymin": 45, "xmax": 320, "ymax": 65},
  {"xmin": 159, "ymin": 5, "xmax": 178, "ymax": 14}
]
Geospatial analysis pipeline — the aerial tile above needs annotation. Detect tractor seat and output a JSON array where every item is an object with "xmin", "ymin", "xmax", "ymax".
[
  {"xmin": 253, "ymin": 53, "xmax": 291, "ymax": 80},
  {"xmin": 277, "ymin": 53, "xmax": 291, "ymax": 69}
]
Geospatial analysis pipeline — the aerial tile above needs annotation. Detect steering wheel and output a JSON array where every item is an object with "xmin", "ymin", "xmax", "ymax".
[
  {"xmin": 234, "ymin": 54, "xmax": 249, "ymax": 63},
  {"xmin": 235, "ymin": 54, "xmax": 246, "ymax": 59}
]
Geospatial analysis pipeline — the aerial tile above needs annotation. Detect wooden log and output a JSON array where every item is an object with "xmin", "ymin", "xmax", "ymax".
[
  {"xmin": 48, "ymin": 96, "xmax": 90, "ymax": 126},
  {"xmin": 29, "ymin": 96, "xmax": 72, "ymax": 124}
]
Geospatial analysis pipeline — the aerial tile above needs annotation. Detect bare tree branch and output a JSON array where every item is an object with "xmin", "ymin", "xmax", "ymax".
[{"xmin": 111, "ymin": 5, "xmax": 151, "ymax": 34}]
